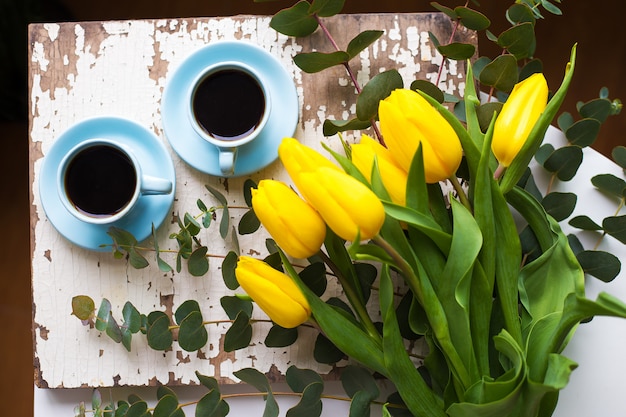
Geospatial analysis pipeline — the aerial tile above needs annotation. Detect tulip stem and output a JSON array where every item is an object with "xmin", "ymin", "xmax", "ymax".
[
  {"xmin": 448, "ymin": 176, "xmax": 472, "ymax": 212},
  {"xmin": 318, "ymin": 250, "xmax": 382, "ymax": 345}
]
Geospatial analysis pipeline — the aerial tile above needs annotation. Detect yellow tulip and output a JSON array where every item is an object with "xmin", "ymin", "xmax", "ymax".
[
  {"xmin": 278, "ymin": 137, "xmax": 341, "ymax": 180},
  {"xmin": 251, "ymin": 180, "xmax": 326, "ymax": 259},
  {"xmin": 297, "ymin": 167, "xmax": 385, "ymax": 241},
  {"xmin": 378, "ymin": 89, "xmax": 463, "ymax": 183},
  {"xmin": 235, "ymin": 256, "xmax": 311, "ymax": 328},
  {"xmin": 492, "ymin": 73, "xmax": 549, "ymax": 167},
  {"xmin": 352, "ymin": 134, "xmax": 408, "ymax": 206}
]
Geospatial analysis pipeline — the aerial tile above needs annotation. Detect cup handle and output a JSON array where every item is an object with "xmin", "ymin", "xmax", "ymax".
[
  {"xmin": 141, "ymin": 175, "xmax": 173, "ymax": 195},
  {"xmin": 218, "ymin": 148, "xmax": 237, "ymax": 176}
]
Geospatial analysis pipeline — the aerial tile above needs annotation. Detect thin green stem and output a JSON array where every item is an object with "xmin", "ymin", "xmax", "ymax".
[{"xmin": 449, "ymin": 176, "xmax": 472, "ymax": 213}]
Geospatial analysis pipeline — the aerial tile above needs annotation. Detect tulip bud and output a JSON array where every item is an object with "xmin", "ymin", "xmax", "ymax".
[
  {"xmin": 278, "ymin": 137, "xmax": 341, "ymax": 179},
  {"xmin": 297, "ymin": 167, "xmax": 385, "ymax": 241},
  {"xmin": 492, "ymin": 73, "xmax": 549, "ymax": 167},
  {"xmin": 235, "ymin": 256, "xmax": 311, "ymax": 328},
  {"xmin": 251, "ymin": 180, "xmax": 326, "ymax": 259},
  {"xmin": 378, "ymin": 89, "xmax": 463, "ymax": 183},
  {"xmin": 352, "ymin": 134, "xmax": 408, "ymax": 206}
]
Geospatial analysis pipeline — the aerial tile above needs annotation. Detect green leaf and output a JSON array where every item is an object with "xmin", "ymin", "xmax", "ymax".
[
  {"xmin": 178, "ymin": 311, "xmax": 208, "ymax": 352},
  {"xmin": 347, "ymin": 30, "xmax": 384, "ymax": 59},
  {"xmin": 341, "ymin": 365, "xmax": 379, "ymax": 399},
  {"xmin": 299, "ymin": 262, "xmax": 327, "ymax": 297},
  {"xmin": 286, "ymin": 366, "xmax": 323, "ymax": 393},
  {"xmin": 286, "ymin": 382, "xmax": 324, "ymax": 417},
  {"xmin": 455, "ymin": 6, "xmax": 490, "ymax": 31},
  {"xmin": 577, "ymin": 250, "xmax": 621, "ymax": 282},
  {"xmin": 565, "ymin": 118, "xmax": 601, "ymax": 147},
  {"xmin": 222, "ymin": 251, "xmax": 239, "ymax": 290},
  {"xmin": 188, "ymin": 246, "xmax": 209, "ymax": 276},
  {"xmin": 96, "ymin": 298, "xmax": 112, "ymax": 332},
  {"xmin": 557, "ymin": 112, "xmax": 574, "ymax": 132},
  {"xmin": 437, "ymin": 42, "xmax": 476, "ymax": 60},
  {"xmin": 184, "ymin": 212, "xmax": 201, "ymax": 236},
  {"xmin": 146, "ymin": 311, "xmax": 173, "ymax": 351},
  {"xmin": 579, "ymin": 98, "xmax": 613, "ymax": 123},
  {"xmin": 195, "ymin": 389, "xmax": 222, "ymax": 417},
  {"xmin": 308, "ymin": 0, "xmax": 345, "ymax": 17},
  {"xmin": 497, "ymin": 22, "xmax": 535, "ymax": 59},
  {"xmin": 153, "ymin": 394, "xmax": 184, "ymax": 417},
  {"xmin": 270, "ymin": 1, "xmax": 318, "ymax": 37},
  {"xmin": 430, "ymin": 2, "xmax": 456, "ymax": 19},
  {"xmin": 129, "ymin": 248, "xmax": 149, "ymax": 269},
  {"xmin": 313, "ymin": 333, "xmax": 345, "ymax": 364},
  {"xmin": 506, "ymin": 3, "xmax": 536, "ymax": 25},
  {"xmin": 264, "ymin": 324, "xmax": 298, "ymax": 347},
  {"xmin": 121, "ymin": 302, "xmax": 141, "ymax": 351},
  {"xmin": 238, "ymin": 209, "xmax": 261, "ymax": 235},
  {"xmin": 243, "ymin": 179, "xmax": 257, "ymax": 207},
  {"xmin": 125, "ymin": 401, "xmax": 149, "ymax": 417},
  {"xmin": 476, "ymin": 102, "xmax": 502, "ymax": 132},
  {"xmin": 410, "ymin": 80, "xmax": 444, "ymax": 103},
  {"xmin": 541, "ymin": 0, "xmax": 562, "ymax": 15},
  {"xmin": 293, "ymin": 51, "xmax": 349, "ymax": 73},
  {"xmin": 72, "ymin": 295, "xmax": 95, "ymax": 321},
  {"xmin": 519, "ymin": 58, "xmax": 543, "ymax": 80},
  {"xmin": 479, "ymin": 54, "xmax": 518, "ymax": 92},
  {"xmin": 322, "ymin": 118, "xmax": 371, "ymax": 136},
  {"xmin": 205, "ymin": 184, "xmax": 229, "ymax": 239},
  {"xmin": 541, "ymin": 192, "xmax": 577, "ymax": 221},
  {"xmin": 543, "ymin": 145, "xmax": 583, "ymax": 181},
  {"xmin": 220, "ymin": 296, "xmax": 253, "ymax": 320},
  {"xmin": 569, "ymin": 215, "xmax": 602, "ymax": 231},
  {"xmin": 356, "ymin": 69, "xmax": 404, "ymax": 121},
  {"xmin": 107, "ymin": 226, "xmax": 138, "ymax": 247},
  {"xmin": 603, "ymin": 216, "xmax": 626, "ymax": 244},
  {"xmin": 195, "ymin": 371, "xmax": 220, "ymax": 391},
  {"xmin": 233, "ymin": 368, "xmax": 279, "ymax": 417},
  {"xmin": 612, "ymin": 146, "xmax": 626, "ymax": 169},
  {"xmin": 224, "ymin": 311, "xmax": 252, "ymax": 351},
  {"xmin": 174, "ymin": 299, "xmax": 201, "ymax": 325},
  {"xmin": 591, "ymin": 173, "xmax": 626, "ymax": 198}
]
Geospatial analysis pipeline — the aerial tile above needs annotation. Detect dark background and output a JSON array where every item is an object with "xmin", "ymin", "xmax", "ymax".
[{"xmin": 1, "ymin": 1, "xmax": 624, "ymax": 415}]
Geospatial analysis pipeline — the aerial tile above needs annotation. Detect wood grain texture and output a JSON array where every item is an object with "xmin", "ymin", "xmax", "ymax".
[{"xmin": 29, "ymin": 14, "xmax": 475, "ymax": 388}]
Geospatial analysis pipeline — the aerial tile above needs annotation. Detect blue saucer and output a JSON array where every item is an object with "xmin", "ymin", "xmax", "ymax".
[
  {"xmin": 39, "ymin": 117, "xmax": 176, "ymax": 251},
  {"xmin": 161, "ymin": 40, "xmax": 299, "ymax": 177}
]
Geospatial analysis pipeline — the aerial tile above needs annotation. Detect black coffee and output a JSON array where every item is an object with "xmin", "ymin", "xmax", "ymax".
[
  {"xmin": 192, "ymin": 69, "xmax": 265, "ymax": 141},
  {"xmin": 64, "ymin": 145, "xmax": 137, "ymax": 217}
]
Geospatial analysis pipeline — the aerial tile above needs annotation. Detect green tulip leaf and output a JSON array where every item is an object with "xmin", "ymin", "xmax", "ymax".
[
  {"xmin": 579, "ymin": 98, "xmax": 614, "ymax": 123},
  {"xmin": 72, "ymin": 295, "xmax": 95, "ymax": 321},
  {"xmin": 220, "ymin": 296, "xmax": 253, "ymax": 320},
  {"xmin": 221, "ymin": 251, "xmax": 239, "ymax": 290},
  {"xmin": 322, "ymin": 118, "xmax": 371, "ymax": 136},
  {"xmin": 153, "ymin": 394, "xmax": 183, "ymax": 417},
  {"xmin": 430, "ymin": 2, "xmax": 457, "ymax": 19},
  {"xmin": 224, "ymin": 311, "xmax": 252, "ymax": 352},
  {"xmin": 286, "ymin": 366, "xmax": 323, "ymax": 393},
  {"xmin": 285, "ymin": 382, "xmax": 324, "ymax": 417},
  {"xmin": 146, "ymin": 311, "xmax": 173, "ymax": 351},
  {"xmin": 238, "ymin": 209, "xmax": 261, "ymax": 235},
  {"xmin": 299, "ymin": 262, "xmax": 327, "ymax": 297},
  {"xmin": 205, "ymin": 184, "xmax": 229, "ymax": 239},
  {"xmin": 543, "ymin": 145, "xmax": 583, "ymax": 181},
  {"xmin": 188, "ymin": 246, "xmax": 209, "ymax": 276},
  {"xmin": 497, "ymin": 22, "xmax": 535, "ymax": 60},
  {"xmin": 506, "ymin": 3, "xmax": 536, "ymax": 24},
  {"xmin": 576, "ymin": 250, "xmax": 621, "ymax": 283},
  {"xmin": 569, "ymin": 215, "xmax": 602, "ymax": 231},
  {"xmin": 591, "ymin": 173, "xmax": 626, "ymax": 198},
  {"xmin": 184, "ymin": 212, "xmax": 201, "ymax": 236},
  {"xmin": 410, "ymin": 79, "xmax": 444, "ymax": 103},
  {"xmin": 612, "ymin": 146, "xmax": 626, "ymax": 169},
  {"xmin": 178, "ymin": 310, "xmax": 208, "ymax": 352},
  {"xmin": 437, "ymin": 42, "xmax": 476, "ymax": 60},
  {"xmin": 347, "ymin": 30, "xmax": 384, "ymax": 59},
  {"xmin": 293, "ymin": 51, "xmax": 349, "ymax": 73},
  {"xmin": 174, "ymin": 299, "xmax": 201, "ymax": 325},
  {"xmin": 233, "ymin": 368, "xmax": 279, "ymax": 417},
  {"xmin": 356, "ymin": 69, "xmax": 404, "ymax": 121},
  {"xmin": 341, "ymin": 365, "xmax": 379, "ymax": 399},
  {"xmin": 557, "ymin": 112, "xmax": 574, "ymax": 132},
  {"xmin": 455, "ymin": 6, "xmax": 490, "ymax": 31},
  {"xmin": 541, "ymin": 192, "xmax": 577, "ymax": 222},
  {"xmin": 265, "ymin": 324, "xmax": 299, "ymax": 347},
  {"xmin": 479, "ymin": 54, "xmax": 518, "ymax": 92},
  {"xmin": 308, "ymin": 0, "xmax": 345, "ymax": 17},
  {"xmin": 565, "ymin": 118, "xmax": 601, "ymax": 148},
  {"xmin": 603, "ymin": 215, "xmax": 626, "ymax": 244},
  {"xmin": 270, "ymin": 0, "xmax": 318, "ymax": 37},
  {"xmin": 313, "ymin": 333, "xmax": 345, "ymax": 364}
]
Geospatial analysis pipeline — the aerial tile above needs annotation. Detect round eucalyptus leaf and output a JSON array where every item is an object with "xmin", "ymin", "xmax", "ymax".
[
  {"xmin": 286, "ymin": 366, "xmax": 324, "ymax": 393},
  {"xmin": 543, "ymin": 145, "xmax": 583, "ymax": 181},
  {"xmin": 566, "ymin": 233, "xmax": 585, "ymax": 255},
  {"xmin": 178, "ymin": 310, "xmax": 208, "ymax": 352},
  {"xmin": 126, "ymin": 401, "xmax": 149, "ymax": 417},
  {"xmin": 430, "ymin": 2, "xmax": 457, "ymax": 19},
  {"xmin": 183, "ymin": 212, "xmax": 201, "ymax": 236},
  {"xmin": 577, "ymin": 250, "xmax": 621, "ymax": 283},
  {"xmin": 534, "ymin": 143, "xmax": 554, "ymax": 165},
  {"xmin": 243, "ymin": 179, "xmax": 257, "ymax": 207},
  {"xmin": 195, "ymin": 371, "xmax": 220, "ymax": 391},
  {"xmin": 188, "ymin": 246, "xmax": 209, "ymax": 276},
  {"xmin": 313, "ymin": 333, "xmax": 345, "ymax": 364},
  {"xmin": 322, "ymin": 118, "xmax": 371, "ymax": 136},
  {"xmin": 238, "ymin": 209, "xmax": 261, "ymax": 235},
  {"xmin": 285, "ymin": 382, "xmax": 323, "ymax": 417},
  {"xmin": 611, "ymin": 146, "xmax": 626, "ymax": 169},
  {"xmin": 96, "ymin": 298, "xmax": 112, "ymax": 332},
  {"xmin": 265, "ymin": 324, "xmax": 299, "ymax": 347},
  {"xmin": 436, "ymin": 42, "xmax": 476, "ymax": 60},
  {"xmin": 591, "ymin": 173, "xmax": 626, "ymax": 198},
  {"xmin": 506, "ymin": 3, "xmax": 536, "ymax": 24},
  {"xmin": 557, "ymin": 112, "xmax": 574, "ymax": 132},
  {"xmin": 455, "ymin": 6, "xmax": 490, "ymax": 31},
  {"xmin": 348, "ymin": 390, "xmax": 375, "ymax": 417},
  {"xmin": 479, "ymin": 54, "xmax": 518, "ymax": 92},
  {"xmin": 220, "ymin": 296, "xmax": 253, "ymax": 320},
  {"xmin": 476, "ymin": 102, "xmax": 502, "ymax": 132},
  {"xmin": 224, "ymin": 312, "xmax": 252, "ymax": 352},
  {"xmin": 347, "ymin": 30, "xmax": 384, "ymax": 59},
  {"xmin": 410, "ymin": 79, "xmax": 444, "ymax": 103},
  {"xmin": 579, "ymin": 98, "xmax": 613, "ymax": 124},
  {"xmin": 153, "ymin": 394, "xmax": 183, "ymax": 417},
  {"xmin": 299, "ymin": 262, "xmax": 328, "ymax": 296},
  {"xmin": 146, "ymin": 311, "xmax": 173, "ymax": 351},
  {"xmin": 129, "ymin": 248, "xmax": 149, "ymax": 269},
  {"xmin": 541, "ymin": 192, "xmax": 577, "ymax": 222},
  {"xmin": 293, "ymin": 51, "xmax": 349, "ymax": 73},
  {"xmin": 355, "ymin": 262, "xmax": 377, "ymax": 303},
  {"xmin": 497, "ymin": 22, "xmax": 535, "ymax": 60},
  {"xmin": 174, "ymin": 299, "xmax": 201, "ymax": 325},
  {"xmin": 122, "ymin": 301, "xmax": 142, "ymax": 333},
  {"xmin": 341, "ymin": 365, "xmax": 379, "ymax": 399},
  {"xmin": 519, "ymin": 58, "xmax": 543, "ymax": 80},
  {"xmin": 602, "ymin": 215, "xmax": 626, "ymax": 244},
  {"xmin": 356, "ymin": 69, "xmax": 403, "ymax": 120},
  {"xmin": 195, "ymin": 390, "xmax": 222, "ymax": 417},
  {"xmin": 222, "ymin": 251, "xmax": 239, "ymax": 290},
  {"xmin": 565, "ymin": 118, "xmax": 601, "ymax": 148},
  {"xmin": 156, "ymin": 385, "xmax": 177, "ymax": 400},
  {"xmin": 71, "ymin": 295, "xmax": 95, "ymax": 321},
  {"xmin": 568, "ymin": 215, "xmax": 602, "ymax": 231},
  {"xmin": 541, "ymin": 0, "xmax": 563, "ymax": 15},
  {"xmin": 269, "ymin": 1, "xmax": 318, "ymax": 37},
  {"xmin": 471, "ymin": 56, "xmax": 491, "ymax": 80},
  {"xmin": 308, "ymin": 0, "xmax": 345, "ymax": 17}
]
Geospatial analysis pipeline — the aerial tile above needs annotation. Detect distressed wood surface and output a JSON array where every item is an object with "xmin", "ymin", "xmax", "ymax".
[{"xmin": 29, "ymin": 13, "xmax": 476, "ymax": 388}]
